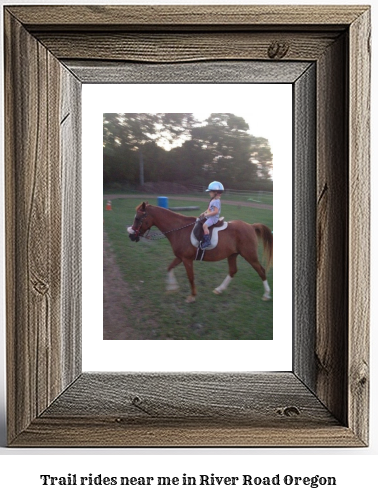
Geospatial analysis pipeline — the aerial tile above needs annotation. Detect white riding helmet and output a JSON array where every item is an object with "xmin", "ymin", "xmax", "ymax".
[{"xmin": 206, "ymin": 181, "xmax": 224, "ymax": 192}]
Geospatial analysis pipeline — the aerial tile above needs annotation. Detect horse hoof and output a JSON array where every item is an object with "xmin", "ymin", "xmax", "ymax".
[
  {"xmin": 186, "ymin": 295, "xmax": 196, "ymax": 303},
  {"xmin": 166, "ymin": 285, "xmax": 179, "ymax": 292},
  {"xmin": 262, "ymin": 295, "xmax": 271, "ymax": 301},
  {"xmin": 213, "ymin": 288, "xmax": 222, "ymax": 295}
]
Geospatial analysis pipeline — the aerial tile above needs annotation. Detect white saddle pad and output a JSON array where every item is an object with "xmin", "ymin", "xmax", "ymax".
[{"xmin": 190, "ymin": 222, "xmax": 228, "ymax": 250}]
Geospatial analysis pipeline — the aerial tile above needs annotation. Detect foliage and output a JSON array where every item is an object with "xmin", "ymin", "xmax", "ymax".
[{"xmin": 103, "ymin": 113, "xmax": 273, "ymax": 190}]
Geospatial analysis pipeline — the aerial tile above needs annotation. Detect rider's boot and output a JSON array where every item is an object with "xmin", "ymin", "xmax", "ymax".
[{"xmin": 200, "ymin": 234, "xmax": 211, "ymax": 249}]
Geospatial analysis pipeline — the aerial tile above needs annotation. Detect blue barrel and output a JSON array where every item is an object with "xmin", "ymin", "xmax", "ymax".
[{"xmin": 157, "ymin": 196, "xmax": 169, "ymax": 208}]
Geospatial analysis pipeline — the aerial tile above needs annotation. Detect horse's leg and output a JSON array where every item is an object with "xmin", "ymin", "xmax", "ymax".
[
  {"xmin": 250, "ymin": 260, "xmax": 271, "ymax": 300},
  {"xmin": 182, "ymin": 258, "xmax": 196, "ymax": 303},
  {"xmin": 214, "ymin": 253, "xmax": 238, "ymax": 295},
  {"xmin": 166, "ymin": 256, "xmax": 181, "ymax": 292},
  {"xmin": 240, "ymin": 249, "xmax": 271, "ymax": 300}
]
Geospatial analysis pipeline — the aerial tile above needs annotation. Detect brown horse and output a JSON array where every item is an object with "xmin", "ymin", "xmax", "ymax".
[{"xmin": 128, "ymin": 202, "xmax": 273, "ymax": 303}]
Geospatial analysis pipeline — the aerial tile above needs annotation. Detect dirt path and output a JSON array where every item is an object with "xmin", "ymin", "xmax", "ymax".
[
  {"xmin": 103, "ymin": 231, "xmax": 145, "ymax": 340},
  {"xmin": 104, "ymin": 194, "xmax": 273, "ymax": 210}
]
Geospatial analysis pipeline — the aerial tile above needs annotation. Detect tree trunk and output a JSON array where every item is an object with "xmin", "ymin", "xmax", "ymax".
[{"xmin": 139, "ymin": 148, "xmax": 144, "ymax": 186}]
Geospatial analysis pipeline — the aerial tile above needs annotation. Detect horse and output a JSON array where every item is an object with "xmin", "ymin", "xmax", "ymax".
[{"xmin": 127, "ymin": 202, "xmax": 273, "ymax": 303}]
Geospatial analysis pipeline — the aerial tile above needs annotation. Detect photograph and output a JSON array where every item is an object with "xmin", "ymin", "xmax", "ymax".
[{"xmin": 103, "ymin": 110, "xmax": 275, "ymax": 340}]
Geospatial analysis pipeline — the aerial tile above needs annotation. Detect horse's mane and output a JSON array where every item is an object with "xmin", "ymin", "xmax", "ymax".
[{"xmin": 136, "ymin": 202, "xmax": 196, "ymax": 222}]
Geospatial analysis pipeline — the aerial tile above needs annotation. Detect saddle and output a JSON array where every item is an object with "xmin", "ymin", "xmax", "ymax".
[{"xmin": 191, "ymin": 217, "xmax": 228, "ymax": 251}]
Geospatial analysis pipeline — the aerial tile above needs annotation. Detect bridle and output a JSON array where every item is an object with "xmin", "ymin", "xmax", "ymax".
[{"xmin": 131, "ymin": 211, "xmax": 149, "ymax": 239}]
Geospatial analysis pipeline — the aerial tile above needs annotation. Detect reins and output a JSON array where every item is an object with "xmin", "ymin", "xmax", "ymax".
[{"xmin": 143, "ymin": 220, "xmax": 196, "ymax": 240}]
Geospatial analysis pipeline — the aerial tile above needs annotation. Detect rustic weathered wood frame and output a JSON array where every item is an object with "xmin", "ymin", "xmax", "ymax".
[{"xmin": 4, "ymin": 5, "xmax": 370, "ymax": 447}]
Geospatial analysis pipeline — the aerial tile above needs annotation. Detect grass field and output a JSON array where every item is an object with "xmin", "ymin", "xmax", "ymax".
[{"xmin": 104, "ymin": 197, "xmax": 273, "ymax": 340}]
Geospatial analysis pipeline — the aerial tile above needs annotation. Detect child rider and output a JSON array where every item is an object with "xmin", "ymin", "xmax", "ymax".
[{"xmin": 200, "ymin": 181, "xmax": 224, "ymax": 249}]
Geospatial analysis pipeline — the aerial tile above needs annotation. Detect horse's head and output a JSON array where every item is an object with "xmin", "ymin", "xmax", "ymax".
[{"xmin": 127, "ymin": 202, "xmax": 154, "ymax": 242}]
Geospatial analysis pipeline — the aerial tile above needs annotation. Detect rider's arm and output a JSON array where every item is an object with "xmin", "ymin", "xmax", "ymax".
[{"xmin": 204, "ymin": 206, "xmax": 219, "ymax": 217}]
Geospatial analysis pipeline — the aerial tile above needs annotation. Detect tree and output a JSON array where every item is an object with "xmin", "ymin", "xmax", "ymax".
[
  {"xmin": 191, "ymin": 113, "xmax": 257, "ymax": 188},
  {"xmin": 103, "ymin": 113, "xmax": 197, "ymax": 185},
  {"xmin": 250, "ymin": 136, "xmax": 273, "ymax": 180},
  {"xmin": 103, "ymin": 112, "xmax": 273, "ymax": 190},
  {"xmin": 103, "ymin": 114, "xmax": 140, "ymax": 185}
]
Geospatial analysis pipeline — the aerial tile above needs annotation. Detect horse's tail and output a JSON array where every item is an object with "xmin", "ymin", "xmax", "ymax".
[{"xmin": 252, "ymin": 223, "xmax": 273, "ymax": 272}]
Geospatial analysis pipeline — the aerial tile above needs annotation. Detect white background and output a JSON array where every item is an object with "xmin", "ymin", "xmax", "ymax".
[
  {"xmin": 0, "ymin": 0, "xmax": 377, "ymax": 498},
  {"xmin": 83, "ymin": 83, "xmax": 292, "ymax": 371}
]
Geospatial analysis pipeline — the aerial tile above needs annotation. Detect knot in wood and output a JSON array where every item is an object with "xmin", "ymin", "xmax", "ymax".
[
  {"xmin": 131, "ymin": 395, "xmax": 153, "ymax": 416},
  {"xmin": 33, "ymin": 280, "xmax": 49, "ymax": 295},
  {"xmin": 132, "ymin": 396, "xmax": 142, "ymax": 406},
  {"xmin": 276, "ymin": 406, "xmax": 300, "ymax": 417},
  {"xmin": 268, "ymin": 41, "xmax": 289, "ymax": 59}
]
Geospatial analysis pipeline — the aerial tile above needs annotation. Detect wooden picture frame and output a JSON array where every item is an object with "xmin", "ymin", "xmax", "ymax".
[{"xmin": 4, "ymin": 5, "xmax": 370, "ymax": 447}]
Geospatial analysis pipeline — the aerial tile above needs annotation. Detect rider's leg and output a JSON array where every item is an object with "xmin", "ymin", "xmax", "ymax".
[{"xmin": 201, "ymin": 223, "xmax": 212, "ymax": 249}]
